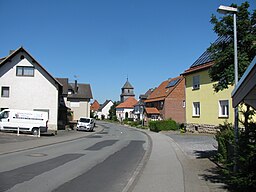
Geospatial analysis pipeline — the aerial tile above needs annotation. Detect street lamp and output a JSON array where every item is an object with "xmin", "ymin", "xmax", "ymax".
[
  {"xmin": 218, "ymin": 5, "xmax": 238, "ymax": 171},
  {"xmin": 218, "ymin": 5, "xmax": 238, "ymax": 84}
]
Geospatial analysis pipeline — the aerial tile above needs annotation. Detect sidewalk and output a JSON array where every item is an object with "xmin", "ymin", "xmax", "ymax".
[
  {"xmin": 0, "ymin": 126, "xmax": 104, "ymax": 155},
  {"xmin": 132, "ymin": 130, "xmax": 223, "ymax": 192},
  {"xmin": 132, "ymin": 131, "xmax": 185, "ymax": 192}
]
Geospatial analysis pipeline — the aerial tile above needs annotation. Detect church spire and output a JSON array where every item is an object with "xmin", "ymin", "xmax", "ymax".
[{"xmin": 120, "ymin": 78, "xmax": 135, "ymax": 102}]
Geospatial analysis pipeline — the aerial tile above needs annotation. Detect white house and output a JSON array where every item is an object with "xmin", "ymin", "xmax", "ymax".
[
  {"xmin": 116, "ymin": 97, "xmax": 138, "ymax": 121},
  {"xmin": 97, "ymin": 100, "xmax": 113, "ymax": 120},
  {"xmin": 0, "ymin": 47, "xmax": 62, "ymax": 131}
]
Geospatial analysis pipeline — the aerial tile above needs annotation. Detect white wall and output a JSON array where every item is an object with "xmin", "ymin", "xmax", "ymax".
[
  {"xmin": 66, "ymin": 99, "xmax": 90, "ymax": 121},
  {"xmin": 0, "ymin": 52, "xmax": 59, "ymax": 130},
  {"xmin": 116, "ymin": 108, "xmax": 134, "ymax": 121},
  {"xmin": 98, "ymin": 101, "xmax": 113, "ymax": 119}
]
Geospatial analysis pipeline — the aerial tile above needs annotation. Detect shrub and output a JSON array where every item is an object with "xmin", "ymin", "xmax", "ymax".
[
  {"xmin": 215, "ymin": 121, "xmax": 256, "ymax": 191},
  {"xmin": 149, "ymin": 119, "xmax": 178, "ymax": 132},
  {"xmin": 215, "ymin": 122, "xmax": 234, "ymax": 164}
]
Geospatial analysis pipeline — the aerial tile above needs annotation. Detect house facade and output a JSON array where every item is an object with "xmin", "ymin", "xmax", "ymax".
[
  {"xmin": 116, "ymin": 97, "xmax": 138, "ymax": 121},
  {"xmin": 56, "ymin": 78, "xmax": 93, "ymax": 122},
  {"xmin": 134, "ymin": 88, "xmax": 155, "ymax": 121},
  {"xmin": 0, "ymin": 47, "xmax": 62, "ymax": 131},
  {"xmin": 182, "ymin": 47, "xmax": 234, "ymax": 133},
  {"xmin": 90, "ymin": 100, "xmax": 100, "ymax": 117},
  {"xmin": 144, "ymin": 76, "xmax": 185, "ymax": 123},
  {"xmin": 144, "ymin": 107, "xmax": 161, "ymax": 124},
  {"xmin": 97, "ymin": 100, "xmax": 114, "ymax": 120}
]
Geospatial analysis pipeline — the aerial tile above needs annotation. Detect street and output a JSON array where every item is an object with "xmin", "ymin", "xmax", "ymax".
[
  {"xmin": 0, "ymin": 122, "xmax": 149, "ymax": 192},
  {"xmin": 0, "ymin": 122, "xmax": 227, "ymax": 192}
]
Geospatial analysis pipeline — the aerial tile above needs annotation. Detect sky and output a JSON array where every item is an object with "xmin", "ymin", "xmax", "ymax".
[{"xmin": 0, "ymin": 0, "xmax": 255, "ymax": 104}]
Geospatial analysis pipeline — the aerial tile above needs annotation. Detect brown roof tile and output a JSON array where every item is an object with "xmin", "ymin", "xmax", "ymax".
[
  {"xmin": 145, "ymin": 107, "xmax": 160, "ymax": 114},
  {"xmin": 181, "ymin": 62, "xmax": 214, "ymax": 75},
  {"xmin": 116, "ymin": 97, "xmax": 137, "ymax": 109},
  {"xmin": 145, "ymin": 76, "xmax": 183, "ymax": 102},
  {"xmin": 91, "ymin": 100, "xmax": 100, "ymax": 111}
]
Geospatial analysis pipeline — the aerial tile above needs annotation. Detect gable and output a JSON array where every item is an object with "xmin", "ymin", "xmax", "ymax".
[
  {"xmin": 0, "ymin": 47, "xmax": 62, "ymax": 91},
  {"xmin": 146, "ymin": 76, "xmax": 184, "ymax": 102}
]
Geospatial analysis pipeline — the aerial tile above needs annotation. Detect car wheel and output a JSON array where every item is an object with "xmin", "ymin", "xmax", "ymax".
[{"xmin": 32, "ymin": 128, "xmax": 39, "ymax": 135}]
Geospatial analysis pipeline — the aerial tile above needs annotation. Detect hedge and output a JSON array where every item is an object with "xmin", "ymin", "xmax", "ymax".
[{"xmin": 149, "ymin": 119, "xmax": 178, "ymax": 132}]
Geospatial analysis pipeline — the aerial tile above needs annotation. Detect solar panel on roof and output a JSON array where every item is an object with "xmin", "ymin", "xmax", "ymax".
[
  {"xmin": 190, "ymin": 36, "xmax": 231, "ymax": 68},
  {"xmin": 190, "ymin": 50, "xmax": 213, "ymax": 68},
  {"xmin": 166, "ymin": 79, "xmax": 180, "ymax": 88}
]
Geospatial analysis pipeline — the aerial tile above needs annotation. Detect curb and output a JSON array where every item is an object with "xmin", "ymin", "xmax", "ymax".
[{"xmin": 121, "ymin": 126, "xmax": 153, "ymax": 192}]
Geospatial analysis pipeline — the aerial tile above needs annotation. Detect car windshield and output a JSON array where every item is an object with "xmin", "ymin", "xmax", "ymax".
[
  {"xmin": 79, "ymin": 118, "xmax": 90, "ymax": 123},
  {"xmin": 0, "ymin": 111, "xmax": 9, "ymax": 120}
]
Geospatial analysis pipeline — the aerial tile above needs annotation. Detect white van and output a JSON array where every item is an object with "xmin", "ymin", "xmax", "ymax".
[{"xmin": 0, "ymin": 109, "xmax": 48, "ymax": 134}]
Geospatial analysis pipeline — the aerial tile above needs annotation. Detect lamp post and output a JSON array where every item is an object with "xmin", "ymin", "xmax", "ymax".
[{"xmin": 217, "ymin": 5, "xmax": 238, "ymax": 171}]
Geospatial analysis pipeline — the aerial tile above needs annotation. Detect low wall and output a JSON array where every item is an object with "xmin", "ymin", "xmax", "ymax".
[{"xmin": 186, "ymin": 123, "xmax": 220, "ymax": 134}]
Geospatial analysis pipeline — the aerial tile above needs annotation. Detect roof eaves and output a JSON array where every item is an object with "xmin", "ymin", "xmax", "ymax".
[
  {"xmin": 0, "ymin": 47, "xmax": 62, "ymax": 89},
  {"xmin": 181, "ymin": 62, "xmax": 214, "ymax": 76}
]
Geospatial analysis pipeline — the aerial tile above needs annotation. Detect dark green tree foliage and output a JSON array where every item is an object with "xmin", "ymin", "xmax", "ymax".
[
  {"xmin": 209, "ymin": 2, "xmax": 256, "ymax": 92},
  {"xmin": 235, "ymin": 122, "xmax": 256, "ymax": 190},
  {"xmin": 108, "ymin": 101, "xmax": 119, "ymax": 121},
  {"xmin": 215, "ymin": 106, "xmax": 256, "ymax": 191}
]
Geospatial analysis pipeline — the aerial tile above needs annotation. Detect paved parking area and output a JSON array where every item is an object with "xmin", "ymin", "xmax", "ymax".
[
  {"xmin": 164, "ymin": 131, "xmax": 218, "ymax": 159},
  {"xmin": 163, "ymin": 131, "xmax": 227, "ymax": 192},
  {"xmin": 0, "ymin": 132, "xmax": 38, "ymax": 144}
]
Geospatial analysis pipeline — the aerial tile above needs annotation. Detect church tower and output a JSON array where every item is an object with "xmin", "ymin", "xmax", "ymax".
[{"xmin": 120, "ymin": 78, "xmax": 135, "ymax": 102}]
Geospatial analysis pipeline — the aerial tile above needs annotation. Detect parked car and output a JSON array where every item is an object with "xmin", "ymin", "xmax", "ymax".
[{"xmin": 76, "ymin": 117, "xmax": 95, "ymax": 132}]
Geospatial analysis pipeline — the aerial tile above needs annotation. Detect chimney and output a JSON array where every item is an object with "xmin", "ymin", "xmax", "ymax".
[
  {"xmin": 74, "ymin": 80, "xmax": 78, "ymax": 93},
  {"xmin": 9, "ymin": 50, "xmax": 15, "ymax": 55}
]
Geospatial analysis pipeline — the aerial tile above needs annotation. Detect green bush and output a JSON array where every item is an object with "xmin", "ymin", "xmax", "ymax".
[
  {"xmin": 215, "ymin": 122, "xmax": 235, "ymax": 164},
  {"xmin": 215, "ymin": 120, "xmax": 256, "ymax": 191},
  {"xmin": 122, "ymin": 120, "xmax": 141, "ymax": 127},
  {"xmin": 149, "ymin": 119, "xmax": 178, "ymax": 132}
]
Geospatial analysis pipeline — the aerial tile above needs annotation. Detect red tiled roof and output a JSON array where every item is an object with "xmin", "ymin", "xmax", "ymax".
[
  {"xmin": 145, "ymin": 76, "xmax": 183, "ymax": 102},
  {"xmin": 145, "ymin": 107, "xmax": 160, "ymax": 114},
  {"xmin": 91, "ymin": 100, "xmax": 100, "ymax": 111},
  {"xmin": 116, "ymin": 97, "xmax": 138, "ymax": 109},
  {"xmin": 181, "ymin": 62, "xmax": 214, "ymax": 75}
]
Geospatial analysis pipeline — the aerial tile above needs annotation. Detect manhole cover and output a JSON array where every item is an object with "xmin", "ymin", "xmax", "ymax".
[{"xmin": 28, "ymin": 153, "xmax": 47, "ymax": 157}]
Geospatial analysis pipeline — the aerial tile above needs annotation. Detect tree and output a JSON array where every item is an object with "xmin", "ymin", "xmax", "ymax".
[
  {"xmin": 108, "ymin": 101, "xmax": 120, "ymax": 121},
  {"xmin": 208, "ymin": 1, "xmax": 256, "ymax": 92}
]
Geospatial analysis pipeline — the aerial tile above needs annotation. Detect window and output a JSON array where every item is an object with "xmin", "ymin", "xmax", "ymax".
[
  {"xmin": 16, "ymin": 66, "xmax": 34, "ymax": 76},
  {"xmin": 0, "ymin": 111, "xmax": 9, "ymax": 119},
  {"xmin": 182, "ymin": 100, "xmax": 186, "ymax": 108},
  {"xmin": 1, "ymin": 87, "xmax": 9, "ymax": 97},
  {"xmin": 219, "ymin": 100, "xmax": 229, "ymax": 117},
  {"xmin": 193, "ymin": 75, "xmax": 200, "ymax": 90},
  {"xmin": 193, "ymin": 102, "xmax": 200, "ymax": 116}
]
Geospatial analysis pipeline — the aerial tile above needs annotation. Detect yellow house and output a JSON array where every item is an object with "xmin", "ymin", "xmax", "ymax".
[{"xmin": 182, "ymin": 50, "xmax": 234, "ymax": 133}]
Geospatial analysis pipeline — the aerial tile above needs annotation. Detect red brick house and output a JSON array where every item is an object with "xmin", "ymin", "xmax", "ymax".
[{"xmin": 144, "ymin": 76, "xmax": 185, "ymax": 123}]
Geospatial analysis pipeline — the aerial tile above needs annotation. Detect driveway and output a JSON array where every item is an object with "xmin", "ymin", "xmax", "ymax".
[{"xmin": 164, "ymin": 131, "xmax": 218, "ymax": 159}]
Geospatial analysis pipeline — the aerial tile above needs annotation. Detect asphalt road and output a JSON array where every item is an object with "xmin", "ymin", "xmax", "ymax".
[{"xmin": 0, "ymin": 122, "xmax": 149, "ymax": 192}]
